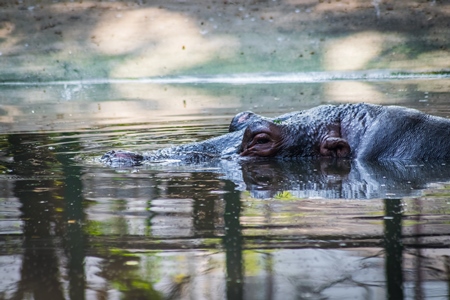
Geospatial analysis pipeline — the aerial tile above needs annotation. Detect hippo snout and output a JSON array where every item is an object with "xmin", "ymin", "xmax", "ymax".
[{"xmin": 101, "ymin": 150, "xmax": 144, "ymax": 166}]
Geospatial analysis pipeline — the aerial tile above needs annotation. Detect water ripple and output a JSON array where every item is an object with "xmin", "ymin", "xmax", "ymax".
[{"xmin": 1, "ymin": 70, "xmax": 450, "ymax": 86}]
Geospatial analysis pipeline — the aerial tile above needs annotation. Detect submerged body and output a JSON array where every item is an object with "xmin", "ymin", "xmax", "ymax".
[{"xmin": 102, "ymin": 103, "xmax": 450, "ymax": 166}]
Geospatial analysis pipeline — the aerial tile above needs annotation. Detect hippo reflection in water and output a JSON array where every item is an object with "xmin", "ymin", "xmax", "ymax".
[{"xmin": 102, "ymin": 103, "xmax": 450, "ymax": 166}]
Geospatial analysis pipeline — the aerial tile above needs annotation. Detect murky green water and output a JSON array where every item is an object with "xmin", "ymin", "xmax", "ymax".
[{"xmin": 0, "ymin": 77, "xmax": 450, "ymax": 299}]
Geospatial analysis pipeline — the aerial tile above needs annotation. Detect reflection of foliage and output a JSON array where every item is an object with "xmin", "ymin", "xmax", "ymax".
[
  {"xmin": 112, "ymin": 279, "xmax": 163, "ymax": 300},
  {"xmin": 402, "ymin": 220, "xmax": 426, "ymax": 226},
  {"xmin": 84, "ymin": 220, "xmax": 103, "ymax": 236},
  {"xmin": 243, "ymin": 250, "xmax": 265, "ymax": 276},
  {"xmin": 202, "ymin": 238, "xmax": 222, "ymax": 246},
  {"xmin": 404, "ymin": 196, "xmax": 450, "ymax": 215},
  {"xmin": 0, "ymin": 164, "xmax": 9, "ymax": 173},
  {"xmin": 424, "ymin": 191, "xmax": 450, "ymax": 197},
  {"xmin": 274, "ymin": 191, "xmax": 302, "ymax": 201},
  {"xmin": 99, "ymin": 251, "xmax": 164, "ymax": 299},
  {"xmin": 165, "ymin": 274, "xmax": 191, "ymax": 300},
  {"xmin": 84, "ymin": 218, "xmax": 127, "ymax": 235},
  {"xmin": 242, "ymin": 191, "xmax": 251, "ymax": 197},
  {"xmin": 365, "ymin": 210, "xmax": 384, "ymax": 216}
]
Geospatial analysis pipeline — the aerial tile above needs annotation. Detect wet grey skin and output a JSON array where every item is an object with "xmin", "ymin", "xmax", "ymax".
[
  {"xmin": 101, "ymin": 111, "xmax": 293, "ymax": 166},
  {"xmin": 101, "ymin": 103, "xmax": 450, "ymax": 166},
  {"xmin": 101, "ymin": 129, "xmax": 245, "ymax": 166},
  {"xmin": 101, "ymin": 110, "xmax": 300, "ymax": 166}
]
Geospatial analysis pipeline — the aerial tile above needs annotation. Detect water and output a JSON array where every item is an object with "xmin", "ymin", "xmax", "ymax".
[{"xmin": 1, "ymin": 77, "xmax": 450, "ymax": 299}]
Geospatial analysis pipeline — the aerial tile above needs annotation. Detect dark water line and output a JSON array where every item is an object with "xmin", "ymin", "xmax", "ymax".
[
  {"xmin": 384, "ymin": 199, "xmax": 404, "ymax": 300},
  {"xmin": 1, "ymin": 70, "xmax": 449, "ymax": 86},
  {"xmin": 58, "ymin": 149, "xmax": 87, "ymax": 300},
  {"xmin": 223, "ymin": 180, "xmax": 243, "ymax": 300}
]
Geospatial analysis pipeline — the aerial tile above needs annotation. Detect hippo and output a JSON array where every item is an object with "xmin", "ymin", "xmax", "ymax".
[{"xmin": 101, "ymin": 103, "xmax": 450, "ymax": 166}]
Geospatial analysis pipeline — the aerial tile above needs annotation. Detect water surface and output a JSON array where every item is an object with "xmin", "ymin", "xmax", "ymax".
[{"xmin": 1, "ymin": 76, "xmax": 450, "ymax": 299}]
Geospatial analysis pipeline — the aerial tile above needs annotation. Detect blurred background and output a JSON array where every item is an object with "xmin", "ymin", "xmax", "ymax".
[{"xmin": 1, "ymin": 0, "xmax": 449, "ymax": 133}]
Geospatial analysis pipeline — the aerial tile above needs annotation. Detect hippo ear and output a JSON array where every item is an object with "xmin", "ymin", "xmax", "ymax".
[
  {"xmin": 229, "ymin": 111, "xmax": 256, "ymax": 132},
  {"xmin": 320, "ymin": 137, "xmax": 350, "ymax": 158}
]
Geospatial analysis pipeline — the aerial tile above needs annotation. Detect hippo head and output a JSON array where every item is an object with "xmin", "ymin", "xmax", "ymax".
[
  {"xmin": 229, "ymin": 111, "xmax": 267, "ymax": 132},
  {"xmin": 239, "ymin": 119, "xmax": 351, "ymax": 159}
]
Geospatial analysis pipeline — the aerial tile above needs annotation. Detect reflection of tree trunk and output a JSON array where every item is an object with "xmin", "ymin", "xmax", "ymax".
[
  {"xmin": 445, "ymin": 255, "xmax": 450, "ymax": 300},
  {"xmin": 13, "ymin": 179, "xmax": 66, "ymax": 300},
  {"xmin": 413, "ymin": 198, "xmax": 424, "ymax": 300},
  {"xmin": 264, "ymin": 253, "xmax": 273, "ymax": 300},
  {"xmin": 164, "ymin": 172, "xmax": 219, "ymax": 235},
  {"xmin": 57, "ymin": 143, "xmax": 86, "ymax": 300},
  {"xmin": 192, "ymin": 189, "xmax": 217, "ymax": 234},
  {"xmin": 8, "ymin": 134, "xmax": 65, "ymax": 300},
  {"xmin": 222, "ymin": 180, "xmax": 243, "ymax": 300},
  {"xmin": 263, "ymin": 195, "xmax": 273, "ymax": 300},
  {"xmin": 384, "ymin": 198, "xmax": 404, "ymax": 300}
]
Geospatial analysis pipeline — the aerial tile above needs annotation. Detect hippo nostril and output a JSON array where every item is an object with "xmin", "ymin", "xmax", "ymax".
[
  {"xmin": 101, "ymin": 150, "xmax": 115, "ymax": 160},
  {"xmin": 101, "ymin": 150, "xmax": 144, "ymax": 166}
]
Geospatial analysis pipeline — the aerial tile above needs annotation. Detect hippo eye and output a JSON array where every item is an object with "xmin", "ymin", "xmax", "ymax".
[
  {"xmin": 253, "ymin": 133, "xmax": 271, "ymax": 145},
  {"xmin": 256, "ymin": 138, "xmax": 270, "ymax": 144}
]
